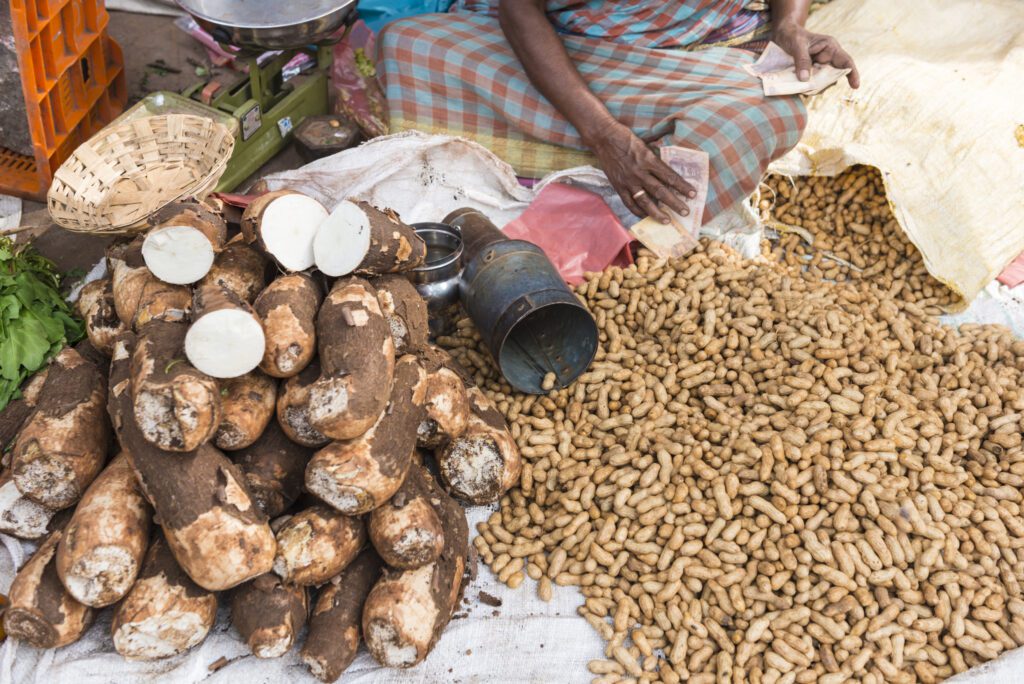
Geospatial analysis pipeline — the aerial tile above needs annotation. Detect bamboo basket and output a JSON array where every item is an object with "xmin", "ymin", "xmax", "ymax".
[{"xmin": 47, "ymin": 115, "xmax": 234, "ymax": 235}]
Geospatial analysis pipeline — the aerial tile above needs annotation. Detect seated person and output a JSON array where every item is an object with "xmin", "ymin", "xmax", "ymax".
[{"xmin": 378, "ymin": 0, "xmax": 858, "ymax": 223}]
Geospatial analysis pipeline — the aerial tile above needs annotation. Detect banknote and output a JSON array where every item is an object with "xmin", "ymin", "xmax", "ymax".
[
  {"xmin": 628, "ymin": 145, "xmax": 709, "ymax": 259},
  {"xmin": 743, "ymin": 41, "xmax": 851, "ymax": 96}
]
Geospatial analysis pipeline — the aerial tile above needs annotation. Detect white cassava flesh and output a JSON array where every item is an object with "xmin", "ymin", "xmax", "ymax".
[
  {"xmin": 259, "ymin": 195, "xmax": 327, "ymax": 272},
  {"xmin": 0, "ymin": 478, "xmax": 54, "ymax": 539},
  {"xmin": 141, "ymin": 225, "xmax": 217, "ymax": 285},
  {"xmin": 185, "ymin": 308, "xmax": 266, "ymax": 379},
  {"xmin": 313, "ymin": 200, "xmax": 371, "ymax": 277}
]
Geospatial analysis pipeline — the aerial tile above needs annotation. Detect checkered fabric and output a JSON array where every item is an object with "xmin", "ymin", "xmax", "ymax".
[
  {"xmin": 378, "ymin": 11, "xmax": 807, "ymax": 220},
  {"xmin": 450, "ymin": 0, "xmax": 769, "ymax": 49}
]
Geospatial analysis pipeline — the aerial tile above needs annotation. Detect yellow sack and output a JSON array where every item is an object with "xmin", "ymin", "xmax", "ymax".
[{"xmin": 769, "ymin": 0, "xmax": 1024, "ymax": 309}]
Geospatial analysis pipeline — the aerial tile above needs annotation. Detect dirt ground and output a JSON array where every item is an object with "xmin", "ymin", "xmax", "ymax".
[{"xmin": 21, "ymin": 9, "xmax": 304, "ymax": 276}]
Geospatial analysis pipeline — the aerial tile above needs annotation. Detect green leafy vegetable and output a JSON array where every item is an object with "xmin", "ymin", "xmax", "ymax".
[{"xmin": 0, "ymin": 236, "xmax": 83, "ymax": 410}]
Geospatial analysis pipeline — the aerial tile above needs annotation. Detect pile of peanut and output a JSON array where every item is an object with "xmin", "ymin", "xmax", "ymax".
[
  {"xmin": 758, "ymin": 167, "xmax": 959, "ymax": 309},
  {"xmin": 441, "ymin": 167, "xmax": 1024, "ymax": 684}
]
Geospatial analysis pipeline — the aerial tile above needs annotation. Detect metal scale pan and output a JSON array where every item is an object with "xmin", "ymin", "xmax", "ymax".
[{"xmin": 177, "ymin": 0, "xmax": 359, "ymax": 50}]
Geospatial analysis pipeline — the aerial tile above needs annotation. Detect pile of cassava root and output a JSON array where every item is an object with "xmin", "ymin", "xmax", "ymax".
[
  {"xmin": 0, "ymin": 192, "xmax": 521, "ymax": 681},
  {"xmin": 442, "ymin": 167, "xmax": 1024, "ymax": 684}
]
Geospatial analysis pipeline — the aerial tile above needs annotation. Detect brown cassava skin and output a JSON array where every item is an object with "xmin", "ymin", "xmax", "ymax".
[
  {"xmin": 272, "ymin": 505, "xmax": 366, "ymax": 586},
  {"xmin": 0, "ymin": 470, "xmax": 56, "ymax": 539},
  {"xmin": 230, "ymin": 573, "xmax": 308, "ymax": 658},
  {"xmin": 307, "ymin": 277, "xmax": 395, "ymax": 441},
  {"xmin": 362, "ymin": 473, "xmax": 468, "ymax": 668},
  {"xmin": 56, "ymin": 453, "xmax": 152, "ymax": 607},
  {"xmin": 199, "ymin": 233, "xmax": 269, "ymax": 303},
  {"xmin": 437, "ymin": 386, "xmax": 522, "ymax": 504},
  {"xmin": 415, "ymin": 346, "xmax": 471, "ymax": 449},
  {"xmin": 254, "ymin": 273, "xmax": 322, "ymax": 378},
  {"xmin": 0, "ymin": 368, "xmax": 48, "ymax": 452},
  {"xmin": 131, "ymin": 319, "xmax": 222, "ymax": 452},
  {"xmin": 77, "ymin": 278, "xmax": 125, "ymax": 356},
  {"xmin": 305, "ymin": 355, "xmax": 427, "ymax": 515},
  {"xmin": 111, "ymin": 337, "xmax": 276, "ymax": 591},
  {"xmin": 368, "ymin": 464, "xmax": 444, "ymax": 569},
  {"xmin": 111, "ymin": 534, "xmax": 218, "ymax": 660},
  {"xmin": 215, "ymin": 371, "xmax": 277, "ymax": 451},
  {"xmin": 373, "ymin": 274, "xmax": 429, "ymax": 354},
  {"xmin": 232, "ymin": 420, "xmax": 313, "ymax": 518},
  {"xmin": 147, "ymin": 198, "xmax": 227, "ymax": 249},
  {"xmin": 301, "ymin": 550, "xmax": 382, "ymax": 682},
  {"xmin": 12, "ymin": 347, "xmax": 110, "ymax": 509},
  {"xmin": 109, "ymin": 242, "xmax": 191, "ymax": 330},
  {"xmin": 276, "ymin": 359, "xmax": 330, "ymax": 448},
  {"xmin": 352, "ymin": 202, "xmax": 427, "ymax": 276},
  {"xmin": 4, "ymin": 526, "xmax": 94, "ymax": 648}
]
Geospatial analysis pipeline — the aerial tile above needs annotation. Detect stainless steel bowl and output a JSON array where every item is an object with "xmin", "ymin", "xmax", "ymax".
[{"xmin": 176, "ymin": 0, "xmax": 359, "ymax": 50}]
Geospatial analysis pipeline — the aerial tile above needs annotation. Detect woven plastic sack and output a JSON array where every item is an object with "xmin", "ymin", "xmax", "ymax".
[{"xmin": 769, "ymin": 0, "xmax": 1024, "ymax": 310}]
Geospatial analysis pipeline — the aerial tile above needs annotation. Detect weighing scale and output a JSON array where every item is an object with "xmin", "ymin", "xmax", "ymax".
[{"xmin": 143, "ymin": 1, "xmax": 359, "ymax": 191}]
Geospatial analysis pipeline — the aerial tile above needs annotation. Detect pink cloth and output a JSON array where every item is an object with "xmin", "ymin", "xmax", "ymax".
[
  {"xmin": 998, "ymin": 251, "xmax": 1024, "ymax": 288},
  {"xmin": 503, "ymin": 183, "xmax": 634, "ymax": 285}
]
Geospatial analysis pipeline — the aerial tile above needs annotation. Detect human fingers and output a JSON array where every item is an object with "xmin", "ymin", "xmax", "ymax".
[{"xmin": 644, "ymin": 172, "xmax": 689, "ymax": 216}]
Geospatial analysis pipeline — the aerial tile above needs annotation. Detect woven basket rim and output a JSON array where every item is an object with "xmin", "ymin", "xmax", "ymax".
[{"xmin": 47, "ymin": 114, "xmax": 235, "ymax": 234}]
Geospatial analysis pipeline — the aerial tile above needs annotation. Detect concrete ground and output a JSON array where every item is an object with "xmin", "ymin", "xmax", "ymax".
[{"xmin": 21, "ymin": 9, "xmax": 304, "ymax": 275}]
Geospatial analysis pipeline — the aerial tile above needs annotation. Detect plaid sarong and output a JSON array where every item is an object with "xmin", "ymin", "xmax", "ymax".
[
  {"xmin": 378, "ymin": 12, "xmax": 807, "ymax": 219},
  {"xmin": 450, "ymin": 0, "xmax": 770, "ymax": 49}
]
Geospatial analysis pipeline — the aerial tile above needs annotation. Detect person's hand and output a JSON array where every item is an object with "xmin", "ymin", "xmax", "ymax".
[
  {"xmin": 772, "ymin": 20, "xmax": 860, "ymax": 88},
  {"xmin": 587, "ymin": 122, "xmax": 695, "ymax": 222}
]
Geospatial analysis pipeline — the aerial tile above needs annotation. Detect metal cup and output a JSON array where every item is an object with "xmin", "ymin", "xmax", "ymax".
[{"xmin": 410, "ymin": 223, "xmax": 464, "ymax": 337}]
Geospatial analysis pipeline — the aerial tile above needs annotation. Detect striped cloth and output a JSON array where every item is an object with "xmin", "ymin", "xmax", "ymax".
[
  {"xmin": 450, "ymin": 0, "xmax": 771, "ymax": 49},
  {"xmin": 378, "ymin": 9, "xmax": 807, "ymax": 220}
]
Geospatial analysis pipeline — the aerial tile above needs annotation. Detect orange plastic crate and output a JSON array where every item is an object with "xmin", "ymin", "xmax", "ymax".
[{"xmin": 0, "ymin": 0, "xmax": 126, "ymax": 200}]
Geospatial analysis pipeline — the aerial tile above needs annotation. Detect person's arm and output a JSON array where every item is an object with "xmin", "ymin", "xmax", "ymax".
[
  {"xmin": 770, "ymin": 0, "xmax": 860, "ymax": 87},
  {"xmin": 498, "ymin": 0, "xmax": 695, "ymax": 222}
]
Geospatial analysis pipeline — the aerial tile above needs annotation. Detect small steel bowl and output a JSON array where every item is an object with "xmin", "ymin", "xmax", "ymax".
[{"xmin": 411, "ymin": 223, "xmax": 464, "ymax": 336}]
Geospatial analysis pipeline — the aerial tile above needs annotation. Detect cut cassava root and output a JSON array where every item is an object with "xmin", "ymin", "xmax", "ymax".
[
  {"xmin": 11, "ymin": 346, "xmax": 110, "ymax": 510},
  {"xmin": 77, "ymin": 277, "xmax": 126, "ymax": 356},
  {"xmin": 215, "ymin": 371, "xmax": 277, "ymax": 451},
  {"xmin": 230, "ymin": 573, "xmax": 308, "ymax": 658},
  {"xmin": 253, "ymin": 272, "xmax": 322, "ymax": 378},
  {"xmin": 111, "ymin": 533, "xmax": 217, "ymax": 660},
  {"xmin": 4, "ymin": 525, "xmax": 94, "ymax": 648},
  {"xmin": 301, "ymin": 550, "xmax": 382, "ymax": 682},
  {"xmin": 368, "ymin": 464, "xmax": 444, "ymax": 569},
  {"xmin": 55, "ymin": 453, "xmax": 151, "ymax": 607},
  {"xmin": 305, "ymin": 354, "xmax": 426, "ymax": 515},
  {"xmin": 276, "ymin": 359, "xmax": 330, "ymax": 448},
  {"xmin": 185, "ymin": 283, "xmax": 266, "ymax": 379},
  {"xmin": 112, "ymin": 339, "xmax": 275, "ymax": 592},
  {"xmin": 416, "ymin": 345, "xmax": 471, "ymax": 449},
  {"xmin": 272, "ymin": 505, "xmax": 366, "ymax": 586},
  {"xmin": 374, "ymin": 273, "xmax": 429, "ymax": 354},
  {"xmin": 242, "ymin": 190, "xmax": 327, "ymax": 272},
  {"xmin": 142, "ymin": 199, "xmax": 227, "ymax": 285},
  {"xmin": 307, "ymin": 277, "xmax": 395, "ymax": 441},
  {"xmin": 313, "ymin": 200, "xmax": 426, "ymax": 277},
  {"xmin": 362, "ymin": 472, "xmax": 468, "ymax": 668},
  {"xmin": 0, "ymin": 471, "xmax": 56, "ymax": 539},
  {"xmin": 232, "ymin": 420, "xmax": 312, "ymax": 518},
  {"xmin": 131, "ymin": 319, "xmax": 221, "ymax": 452},
  {"xmin": 199, "ymin": 234, "xmax": 269, "ymax": 303},
  {"xmin": 437, "ymin": 386, "xmax": 520, "ymax": 504}
]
